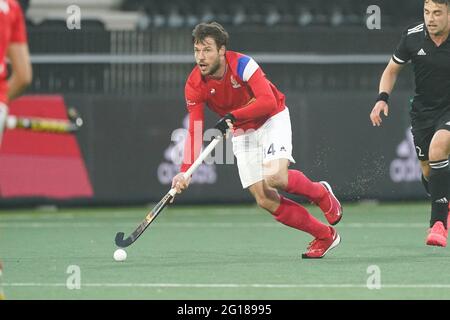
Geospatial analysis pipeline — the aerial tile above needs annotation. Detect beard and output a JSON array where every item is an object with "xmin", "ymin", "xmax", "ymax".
[
  {"xmin": 204, "ymin": 59, "xmax": 221, "ymax": 76},
  {"xmin": 208, "ymin": 61, "xmax": 220, "ymax": 76}
]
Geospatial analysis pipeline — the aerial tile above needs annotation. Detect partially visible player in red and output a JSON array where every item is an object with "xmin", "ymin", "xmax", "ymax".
[
  {"xmin": 0, "ymin": 0, "xmax": 32, "ymax": 299},
  {"xmin": 171, "ymin": 22, "xmax": 342, "ymax": 259},
  {"xmin": 0, "ymin": 0, "xmax": 32, "ymax": 144}
]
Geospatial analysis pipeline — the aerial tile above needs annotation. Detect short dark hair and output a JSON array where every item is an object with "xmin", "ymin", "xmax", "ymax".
[
  {"xmin": 192, "ymin": 22, "xmax": 229, "ymax": 49},
  {"xmin": 425, "ymin": 0, "xmax": 450, "ymax": 5}
]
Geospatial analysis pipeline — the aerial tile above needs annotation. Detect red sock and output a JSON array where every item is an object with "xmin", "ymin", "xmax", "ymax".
[
  {"xmin": 273, "ymin": 196, "xmax": 331, "ymax": 239},
  {"xmin": 286, "ymin": 170, "xmax": 326, "ymax": 201},
  {"xmin": 285, "ymin": 170, "xmax": 330, "ymax": 211}
]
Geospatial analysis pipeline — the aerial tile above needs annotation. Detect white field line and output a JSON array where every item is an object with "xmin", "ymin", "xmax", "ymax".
[
  {"xmin": 0, "ymin": 222, "xmax": 427, "ymax": 228},
  {"xmin": 3, "ymin": 282, "xmax": 450, "ymax": 289}
]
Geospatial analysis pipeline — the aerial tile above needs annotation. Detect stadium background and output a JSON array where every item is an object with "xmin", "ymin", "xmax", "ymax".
[{"xmin": 0, "ymin": 0, "xmax": 427, "ymax": 206}]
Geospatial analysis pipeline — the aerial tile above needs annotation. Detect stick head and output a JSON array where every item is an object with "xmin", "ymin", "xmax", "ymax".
[{"xmin": 115, "ymin": 232, "xmax": 133, "ymax": 248}]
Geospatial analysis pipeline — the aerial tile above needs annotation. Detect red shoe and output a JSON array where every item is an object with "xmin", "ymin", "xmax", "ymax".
[
  {"xmin": 317, "ymin": 181, "xmax": 343, "ymax": 225},
  {"xmin": 302, "ymin": 227, "xmax": 341, "ymax": 259},
  {"xmin": 426, "ymin": 221, "xmax": 448, "ymax": 247}
]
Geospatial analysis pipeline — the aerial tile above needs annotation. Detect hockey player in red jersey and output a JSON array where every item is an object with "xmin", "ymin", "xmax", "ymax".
[{"xmin": 172, "ymin": 22, "xmax": 342, "ymax": 259}]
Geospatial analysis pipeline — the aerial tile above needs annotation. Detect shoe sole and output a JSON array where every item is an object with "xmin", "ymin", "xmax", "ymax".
[
  {"xmin": 426, "ymin": 235, "xmax": 447, "ymax": 247},
  {"xmin": 302, "ymin": 234, "xmax": 341, "ymax": 259},
  {"xmin": 320, "ymin": 181, "xmax": 343, "ymax": 226}
]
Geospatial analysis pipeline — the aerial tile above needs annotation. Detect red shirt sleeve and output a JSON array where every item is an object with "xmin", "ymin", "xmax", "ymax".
[
  {"xmin": 230, "ymin": 68, "xmax": 277, "ymax": 120},
  {"xmin": 10, "ymin": 1, "xmax": 28, "ymax": 43},
  {"xmin": 180, "ymin": 80, "xmax": 205, "ymax": 173}
]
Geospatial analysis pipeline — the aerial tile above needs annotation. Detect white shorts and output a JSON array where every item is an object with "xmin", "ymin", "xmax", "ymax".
[
  {"xmin": 232, "ymin": 107, "xmax": 295, "ymax": 189},
  {"xmin": 0, "ymin": 102, "xmax": 8, "ymax": 146}
]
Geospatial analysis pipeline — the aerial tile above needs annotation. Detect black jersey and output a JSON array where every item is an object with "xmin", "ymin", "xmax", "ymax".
[{"xmin": 392, "ymin": 22, "xmax": 450, "ymax": 129}]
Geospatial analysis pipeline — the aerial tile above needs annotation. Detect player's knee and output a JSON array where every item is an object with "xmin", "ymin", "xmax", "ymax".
[
  {"xmin": 428, "ymin": 144, "xmax": 449, "ymax": 161},
  {"xmin": 265, "ymin": 173, "xmax": 287, "ymax": 189}
]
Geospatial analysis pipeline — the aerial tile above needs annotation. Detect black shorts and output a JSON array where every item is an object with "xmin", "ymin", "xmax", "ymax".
[{"xmin": 411, "ymin": 111, "xmax": 450, "ymax": 161}]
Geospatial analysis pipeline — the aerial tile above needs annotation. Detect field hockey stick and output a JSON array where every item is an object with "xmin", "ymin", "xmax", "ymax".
[
  {"xmin": 115, "ymin": 133, "xmax": 224, "ymax": 248},
  {"xmin": 6, "ymin": 107, "xmax": 83, "ymax": 133}
]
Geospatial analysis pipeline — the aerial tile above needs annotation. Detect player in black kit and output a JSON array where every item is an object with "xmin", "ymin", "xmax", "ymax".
[{"xmin": 370, "ymin": 0, "xmax": 450, "ymax": 247}]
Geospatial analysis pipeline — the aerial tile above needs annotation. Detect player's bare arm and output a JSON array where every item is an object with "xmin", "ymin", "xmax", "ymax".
[
  {"xmin": 370, "ymin": 58, "xmax": 405, "ymax": 126},
  {"xmin": 7, "ymin": 43, "xmax": 32, "ymax": 101}
]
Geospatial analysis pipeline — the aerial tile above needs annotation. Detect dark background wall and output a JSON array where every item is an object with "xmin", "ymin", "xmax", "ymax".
[{"xmin": 48, "ymin": 89, "xmax": 422, "ymax": 206}]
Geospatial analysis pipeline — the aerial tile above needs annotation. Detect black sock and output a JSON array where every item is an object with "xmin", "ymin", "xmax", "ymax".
[
  {"xmin": 422, "ymin": 174, "xmax": 430, "ymax": 196},
  {"xmin": 429, "ymin": 159, "xmax": 450, "ymax": 228}
]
